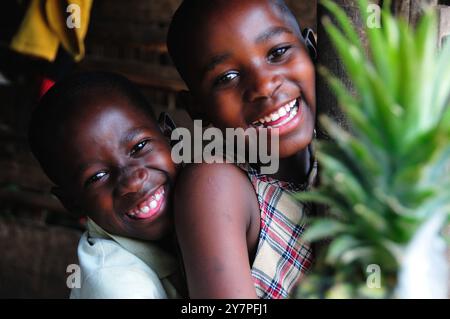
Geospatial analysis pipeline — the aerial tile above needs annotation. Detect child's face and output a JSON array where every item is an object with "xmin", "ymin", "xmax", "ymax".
[
  {"xmin": 55, "ymin": 97, "xmax": 177, "ymax": 241},
  {"xmin": 185, "ymin": 0, "xmax": 316, "ymax": 158}
]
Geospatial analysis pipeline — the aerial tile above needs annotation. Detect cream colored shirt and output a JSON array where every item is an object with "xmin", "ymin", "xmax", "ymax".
[{"xmin": 70, "ymin": 219, "xmax": 182, "ymax": 299}]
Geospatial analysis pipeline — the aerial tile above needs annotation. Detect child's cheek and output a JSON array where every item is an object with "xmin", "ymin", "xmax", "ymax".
[
  {"xmin": 292, "ymin": 58, "xmax": 316, "ymax": 114},
  {"xmin": 210, "ymin": 94, "xmax": 241, "ymax": 127}
]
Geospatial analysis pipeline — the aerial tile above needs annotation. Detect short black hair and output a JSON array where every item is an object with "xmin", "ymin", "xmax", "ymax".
[
  {"xmin": 28, "ymin": 71, "xmax": 155, "ymax": 184},
  {"xmin": 166, "ymin": 0, "xmax": 302, "ymax": 86}
]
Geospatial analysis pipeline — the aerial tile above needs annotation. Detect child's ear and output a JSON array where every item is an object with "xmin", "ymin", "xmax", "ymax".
[
  {"xmin": 51, "ymin": 186, "xmax": 84, "ymax": 218},
  {"xmin": 302, "ymin": 28, "xmax": 317, "ymax": 62},
  {"xmin": 176, "ymin": 90, "xmax": 210, "ymax": 125}
]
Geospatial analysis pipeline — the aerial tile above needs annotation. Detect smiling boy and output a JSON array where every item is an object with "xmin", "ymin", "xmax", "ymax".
[
  {"xmin": 28, "ymin": 72, "xmax": 184, "ymax": 298},
  {"xmin": 167, "ymin": 0, "xmax": 316, "ymax": 298}
]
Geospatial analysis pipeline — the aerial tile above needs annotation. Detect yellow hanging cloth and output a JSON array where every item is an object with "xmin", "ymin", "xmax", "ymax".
[{"xmin": 10, "ymin": 0, "xmax": 93, "ymax": 62}]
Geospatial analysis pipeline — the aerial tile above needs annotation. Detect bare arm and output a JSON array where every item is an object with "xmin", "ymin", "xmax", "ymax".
[{"xmin": 174, "ymin": 163, "xmax": 260, "ymax": 298}]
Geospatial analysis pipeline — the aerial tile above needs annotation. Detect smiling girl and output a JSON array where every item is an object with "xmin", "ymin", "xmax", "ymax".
[{"xmin": 167, "ymin": 0, "xmax": 317, "ymax": 298}]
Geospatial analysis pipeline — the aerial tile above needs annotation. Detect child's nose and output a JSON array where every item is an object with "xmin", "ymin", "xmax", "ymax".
[
  {"xmin": 116, "ymin": 167, "xmax": 149, "ymax": 196},
  {"xmin": 244, "ymin": 67, "xmax": 282, "ymax": 103}
]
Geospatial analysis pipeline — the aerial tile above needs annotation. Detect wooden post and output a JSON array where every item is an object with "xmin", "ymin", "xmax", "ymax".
[
  {"xmin": 316, "ymin": 0, "xmax": 379, "ymax": 137},
  {"xmin": 392, "ymin": 0, "xmax": 438, "ymax": 26},
  {"xmin": 392, "ymin": 1, "xmax": 450, "ymax": 49},
  {"xmin": 438, "ymin": 5, "xmax": 450, "ymax": 48}
]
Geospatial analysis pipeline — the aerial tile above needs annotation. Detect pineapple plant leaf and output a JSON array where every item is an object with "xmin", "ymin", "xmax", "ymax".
[{"xmin": 296, "ymin": 0, "xmax": 450, "ymax": 298}]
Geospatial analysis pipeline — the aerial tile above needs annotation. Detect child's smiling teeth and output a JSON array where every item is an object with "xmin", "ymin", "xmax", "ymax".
[
  {"xmin": 252, "ymin": 98, "xmax": 299, "ymax": 128},
  {"xmin": 126, "ymin": 186, "xmax": 165, "ymax": 219}
]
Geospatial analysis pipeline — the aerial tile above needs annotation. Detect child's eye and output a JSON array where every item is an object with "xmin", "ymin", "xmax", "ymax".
[
  {"xmin": 85, "ymin": 171, "xmax": 107, "ymax": 187},
  {"xmin": 130, "ymin": 139, "xmax": 150, "ymax": 156},
  {"xmin": 213, "ymin": 71, "xmax": 239, "ymax": 87},
  {"xmin": 268, "ymin": 46, "xmax": 291, "ymax": 62}
]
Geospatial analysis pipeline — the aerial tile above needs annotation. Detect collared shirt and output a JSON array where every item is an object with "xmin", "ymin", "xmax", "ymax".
[{"xmin": 70, "ymin": 218, "xmax": 182, "ymax": 299}]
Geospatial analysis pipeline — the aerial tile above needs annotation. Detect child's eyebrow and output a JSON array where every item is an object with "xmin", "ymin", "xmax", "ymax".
[
  {"xmin": 74, "ymin": 161, "xmax": 101, "ymax": 179},
  {"xmin": 120, "ymin": 127, "xmax": 149, "ymax": 145},
  {"xmin": 203, "ymin": 52, "xmax": 232, "ymax": 76},
  {"xmin": 255, "ymin": 26, "xmax": 293, "ymax": 44}
]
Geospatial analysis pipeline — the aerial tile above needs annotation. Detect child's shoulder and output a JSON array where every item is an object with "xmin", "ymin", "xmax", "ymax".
[
  {"xmin": 178, "ymin": 162, "xmax": 249, "ymax": 183},
  {"xmin": 72, "ymin": 232, "xmax": 167, "ymax": 298},
  {"xmin": 174, "ymin": 162, "xmax": 260, "ymax": 232},
  {"xmin": 176, "ymin": 162, "xmax": 256, "ymax": 204}
]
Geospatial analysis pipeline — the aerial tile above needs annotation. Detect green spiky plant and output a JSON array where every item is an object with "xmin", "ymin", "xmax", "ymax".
[{"xmin": 295, "ymin": 0, "xmax": 450, "ymax": 298}]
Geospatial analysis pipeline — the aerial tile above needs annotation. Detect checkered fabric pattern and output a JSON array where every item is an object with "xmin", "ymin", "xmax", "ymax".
[{"xmin": 241, "ymin": 158, "xmax": 317, "ymax": 299}]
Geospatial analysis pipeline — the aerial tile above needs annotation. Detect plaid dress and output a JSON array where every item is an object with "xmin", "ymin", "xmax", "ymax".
[{"xmin": 240, "ymin": 157, "xmax": 317, "ymax": 299}]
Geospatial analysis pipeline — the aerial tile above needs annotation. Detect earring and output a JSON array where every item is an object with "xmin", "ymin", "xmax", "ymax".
[
  {"xmin": 158, "ymin": 112, "xmax": 178, "ymax": 147},
  {"xmin": 302, "ymin": 28, "xmax": 317, "ymax": 62}
]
